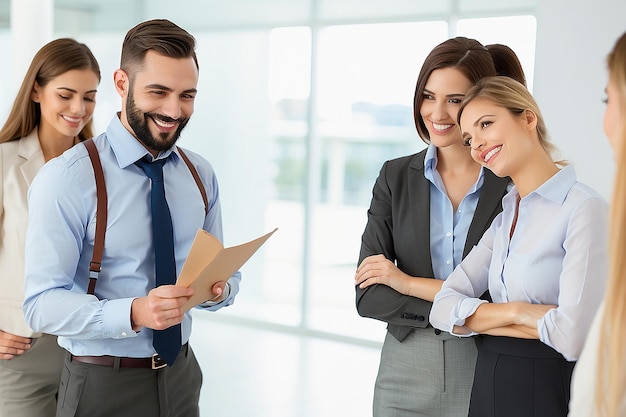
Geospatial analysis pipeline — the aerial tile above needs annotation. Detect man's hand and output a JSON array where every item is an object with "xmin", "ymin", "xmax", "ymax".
[
  {"xmin": 206, "ymin": 281, "xmax": 226, "ymax": 302},
  {"xmin": 130, "ymin": 285, "xmax": 195, "ymax": 332},
  {"xmin": 0, "ymin": 330, "xmax": 32, "ymax": 360}
]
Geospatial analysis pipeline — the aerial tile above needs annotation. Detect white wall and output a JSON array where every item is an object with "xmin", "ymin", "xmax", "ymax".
[{"xmin": 534, "ymin": 0, "xmax": 626, "ymax": 200}]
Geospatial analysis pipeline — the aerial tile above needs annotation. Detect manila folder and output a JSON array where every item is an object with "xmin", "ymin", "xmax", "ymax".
[{"xmin": 176, "ymin": 228, "xmax": 277, "ymax": 312}]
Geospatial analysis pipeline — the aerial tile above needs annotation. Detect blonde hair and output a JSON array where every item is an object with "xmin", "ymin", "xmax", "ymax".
[
  {"xmin": 596, "ymin": 30, "xmax": 626, "ymax": 417},
  {"xmin": 0, "ymin": 38, "xmax": 101, "ymax": 144},
  {"xmin": 457, "ymin": 75, "xmax": 565, "ymax": 165}
]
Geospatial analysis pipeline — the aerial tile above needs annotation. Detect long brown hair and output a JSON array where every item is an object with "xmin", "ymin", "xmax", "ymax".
[
  {"xmin": 0, "ymin": 38, "xmax": 100, "ymax": 144},
  {"xmin": 486, "ymin": 43, "xmax": 527, "ymax": 87},
  {"xmin": 596, "ymin": 30, "xmax": 626, "ymax": 417}
]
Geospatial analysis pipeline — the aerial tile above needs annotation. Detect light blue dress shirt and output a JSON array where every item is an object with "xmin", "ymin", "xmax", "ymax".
[
  {"xmin": 423, "ymin": 144, "xmax": 484, "ymax": 280},
  {"xmin": 430, "ymin": 165, "xmax": 608, "ymax": 361},
  {"xmin": 23, "ymin": 115, "xmax": 241, "ymax": 358}
]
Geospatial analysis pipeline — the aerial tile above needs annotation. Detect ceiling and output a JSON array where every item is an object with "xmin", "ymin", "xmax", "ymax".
[{"xmin": 0, "ymin": 0, "xmax": 537, "ymax": 32}]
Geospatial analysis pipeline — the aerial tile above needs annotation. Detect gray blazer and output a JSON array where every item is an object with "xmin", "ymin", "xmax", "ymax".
[{"xmin": 355, "ymin": 148, "xmax": 509, "ymax": 342}]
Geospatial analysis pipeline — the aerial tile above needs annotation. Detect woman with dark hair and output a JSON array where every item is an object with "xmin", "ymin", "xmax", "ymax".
[
  {"xmin": 486, "ymin": 43, "xmax": 527, "ymax": 86},
  {"xmin": 0, "ymin": 38, "xmax": 100, "ymax": 416},
  {"xmin": 354, "ymin": 37, "xmax": 525, "ymax": 417}
]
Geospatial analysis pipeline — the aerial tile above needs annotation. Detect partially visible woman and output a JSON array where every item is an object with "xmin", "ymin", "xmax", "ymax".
[
  {"xmin": 430, "ymin": 76, "xmax": 608, "ymax": 417},
  {"xmin": 569, "ymin": 30, "xmax": 626, "ymax": 417},
  {"xmin": 0, "ymin": 38, "xmax": 100, "ymax": 416}
]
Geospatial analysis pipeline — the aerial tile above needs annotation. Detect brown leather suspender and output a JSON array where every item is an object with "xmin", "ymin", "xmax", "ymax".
[
  {"xmin": 84, "ymin": 139, "xmax": 208, "ymax": 296},
  {"xmin": 177, "ymin": 147, "xmax": 208, "ymax": 215},
  {"xmin": 84, "ymin": 139, "xmax": 106, "ymax": 295}
]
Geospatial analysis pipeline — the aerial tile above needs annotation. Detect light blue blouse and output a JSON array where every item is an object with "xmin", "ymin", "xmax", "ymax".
[
  {"xmin": 430, "ymin": 165, "xmax": 608, "ymax": 361},
  {"xmin": 423, "ymin": 144, "xmax": 483, "ymax": 280}
]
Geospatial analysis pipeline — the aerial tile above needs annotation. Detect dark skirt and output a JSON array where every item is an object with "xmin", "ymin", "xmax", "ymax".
[{"xmin": 468, "ymin": 335, "xmax": 575, "ymax": 417}]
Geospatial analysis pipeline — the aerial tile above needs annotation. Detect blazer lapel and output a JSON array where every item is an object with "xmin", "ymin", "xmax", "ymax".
[
  {"xmin": 408, "ymin": 151, "xmax": 435, "ymax": 277},
  {"xmin": 463, "ymin": 169, "xmax": 509, "ymax": 257},
  {"xmin": 18, "ymin": 130, "xmax": 45, "ymax": 187}
]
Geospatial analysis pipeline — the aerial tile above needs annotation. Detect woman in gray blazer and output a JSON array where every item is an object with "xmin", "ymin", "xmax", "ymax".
[
  {"xmin": 0, "ymin": 38, "xmax": 100, "ymax": 417},
  {"xmin": 354, "ymin": 37, "xmax": 524, "ymax": 417}
]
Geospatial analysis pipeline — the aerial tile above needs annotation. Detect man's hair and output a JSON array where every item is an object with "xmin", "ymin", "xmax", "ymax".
[{"xmin": 120, "ymin": 19, "xmax": 198, "ymax": 76}]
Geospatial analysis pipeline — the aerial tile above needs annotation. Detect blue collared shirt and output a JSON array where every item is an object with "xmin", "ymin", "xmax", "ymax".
[
  {"xmin": 430, "ymin": 165, "xmax": 608, "ymax": 361},
  {"xmin": 23, "ymin": 115, "xmax": 241, "ymax": 357},
  {"xmin": 423, "ymin": 144, "xmax": 484, "ymax": 280}
]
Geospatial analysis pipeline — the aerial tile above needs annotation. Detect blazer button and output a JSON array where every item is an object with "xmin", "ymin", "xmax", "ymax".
[{"xmin": 434, "ymin": 329, "xmax": 442, "ymax": 335}]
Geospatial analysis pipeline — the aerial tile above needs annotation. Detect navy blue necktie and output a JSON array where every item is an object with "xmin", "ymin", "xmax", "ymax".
[{"xmin": 135, "ymin": 157, "xmax": 182, "ymax": 366}]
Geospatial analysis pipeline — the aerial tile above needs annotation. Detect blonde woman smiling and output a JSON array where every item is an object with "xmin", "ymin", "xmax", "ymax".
[{"xmin": 430, "ymin": 76, "xmax": 608, "ymax": 417}]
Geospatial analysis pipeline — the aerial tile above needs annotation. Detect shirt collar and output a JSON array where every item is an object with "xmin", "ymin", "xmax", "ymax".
[
  {"xmin": 106, "ymin": 114, "xmax": 179, "ymax": 168},
  {"xmin": 423, "ymin": 143, "xmax": 485, "ymax": 192},
  {"xmin": 504, "ymin": 165, "xmax": 577, "ymax": 206},
  {"xmin": 423, "ymin": 143, "xmax": 439, "ymax": 183},
  {"xmin": 18, "ymin": 128, "xmax": 43, "ymax": 160},
  {"xmin": 531, "ymin": 165, "xmax": 576, "ymax": 204}
]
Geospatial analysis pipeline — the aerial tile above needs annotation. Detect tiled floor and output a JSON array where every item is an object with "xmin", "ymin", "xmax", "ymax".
[{"xmin": 190, "ymin": 311, "xmax": 383, "ymax": 417}]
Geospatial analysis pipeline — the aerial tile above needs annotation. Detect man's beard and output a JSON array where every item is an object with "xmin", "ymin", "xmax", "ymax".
[{"xmin": 126, "ymin": 90, "xmax": 189, "ymax": 152}]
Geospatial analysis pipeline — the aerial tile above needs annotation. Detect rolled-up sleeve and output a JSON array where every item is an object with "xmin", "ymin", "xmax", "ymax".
[{"xmin": 537, "ymin": 196, "xmax": 608, "ymax": 361}]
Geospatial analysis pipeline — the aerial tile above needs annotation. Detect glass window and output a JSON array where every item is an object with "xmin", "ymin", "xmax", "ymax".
[
  {"xmin": 188, "ymin": 30, "xmax": 305, "ymax": 326},
  {"xmin": 309, "ymin": 22, "xmax": 447, "ymax": 340}
]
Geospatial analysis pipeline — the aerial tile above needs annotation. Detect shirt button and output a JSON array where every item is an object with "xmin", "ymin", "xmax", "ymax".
[
  {"xmin": 121, "ymin": 332, "xmax": 127, "ymax": 337},
  {"xmin": 446, "ymin": 259, "xmax": 452, "ymax": 265},
  {"xmin": 446, "ymin": 232, "xmax": 452, "ymax": 237}
]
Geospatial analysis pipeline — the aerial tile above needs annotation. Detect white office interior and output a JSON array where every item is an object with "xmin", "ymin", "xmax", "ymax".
[{"xmin": 2, "ymin": 0, "xmax": 625, "ymax": 415}]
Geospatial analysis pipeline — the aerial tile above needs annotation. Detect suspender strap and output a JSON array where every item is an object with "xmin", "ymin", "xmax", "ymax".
[
  {"xmin": 83, "ymin": 142, "xmax": 208, "ymax": 296},
  {"xmin": 177, "ymin": 147, "xmax": 208, "ymax": 216},
  {"xmin": 84, "ymin": 139, "xmax": 107, "ymax": 296}
]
